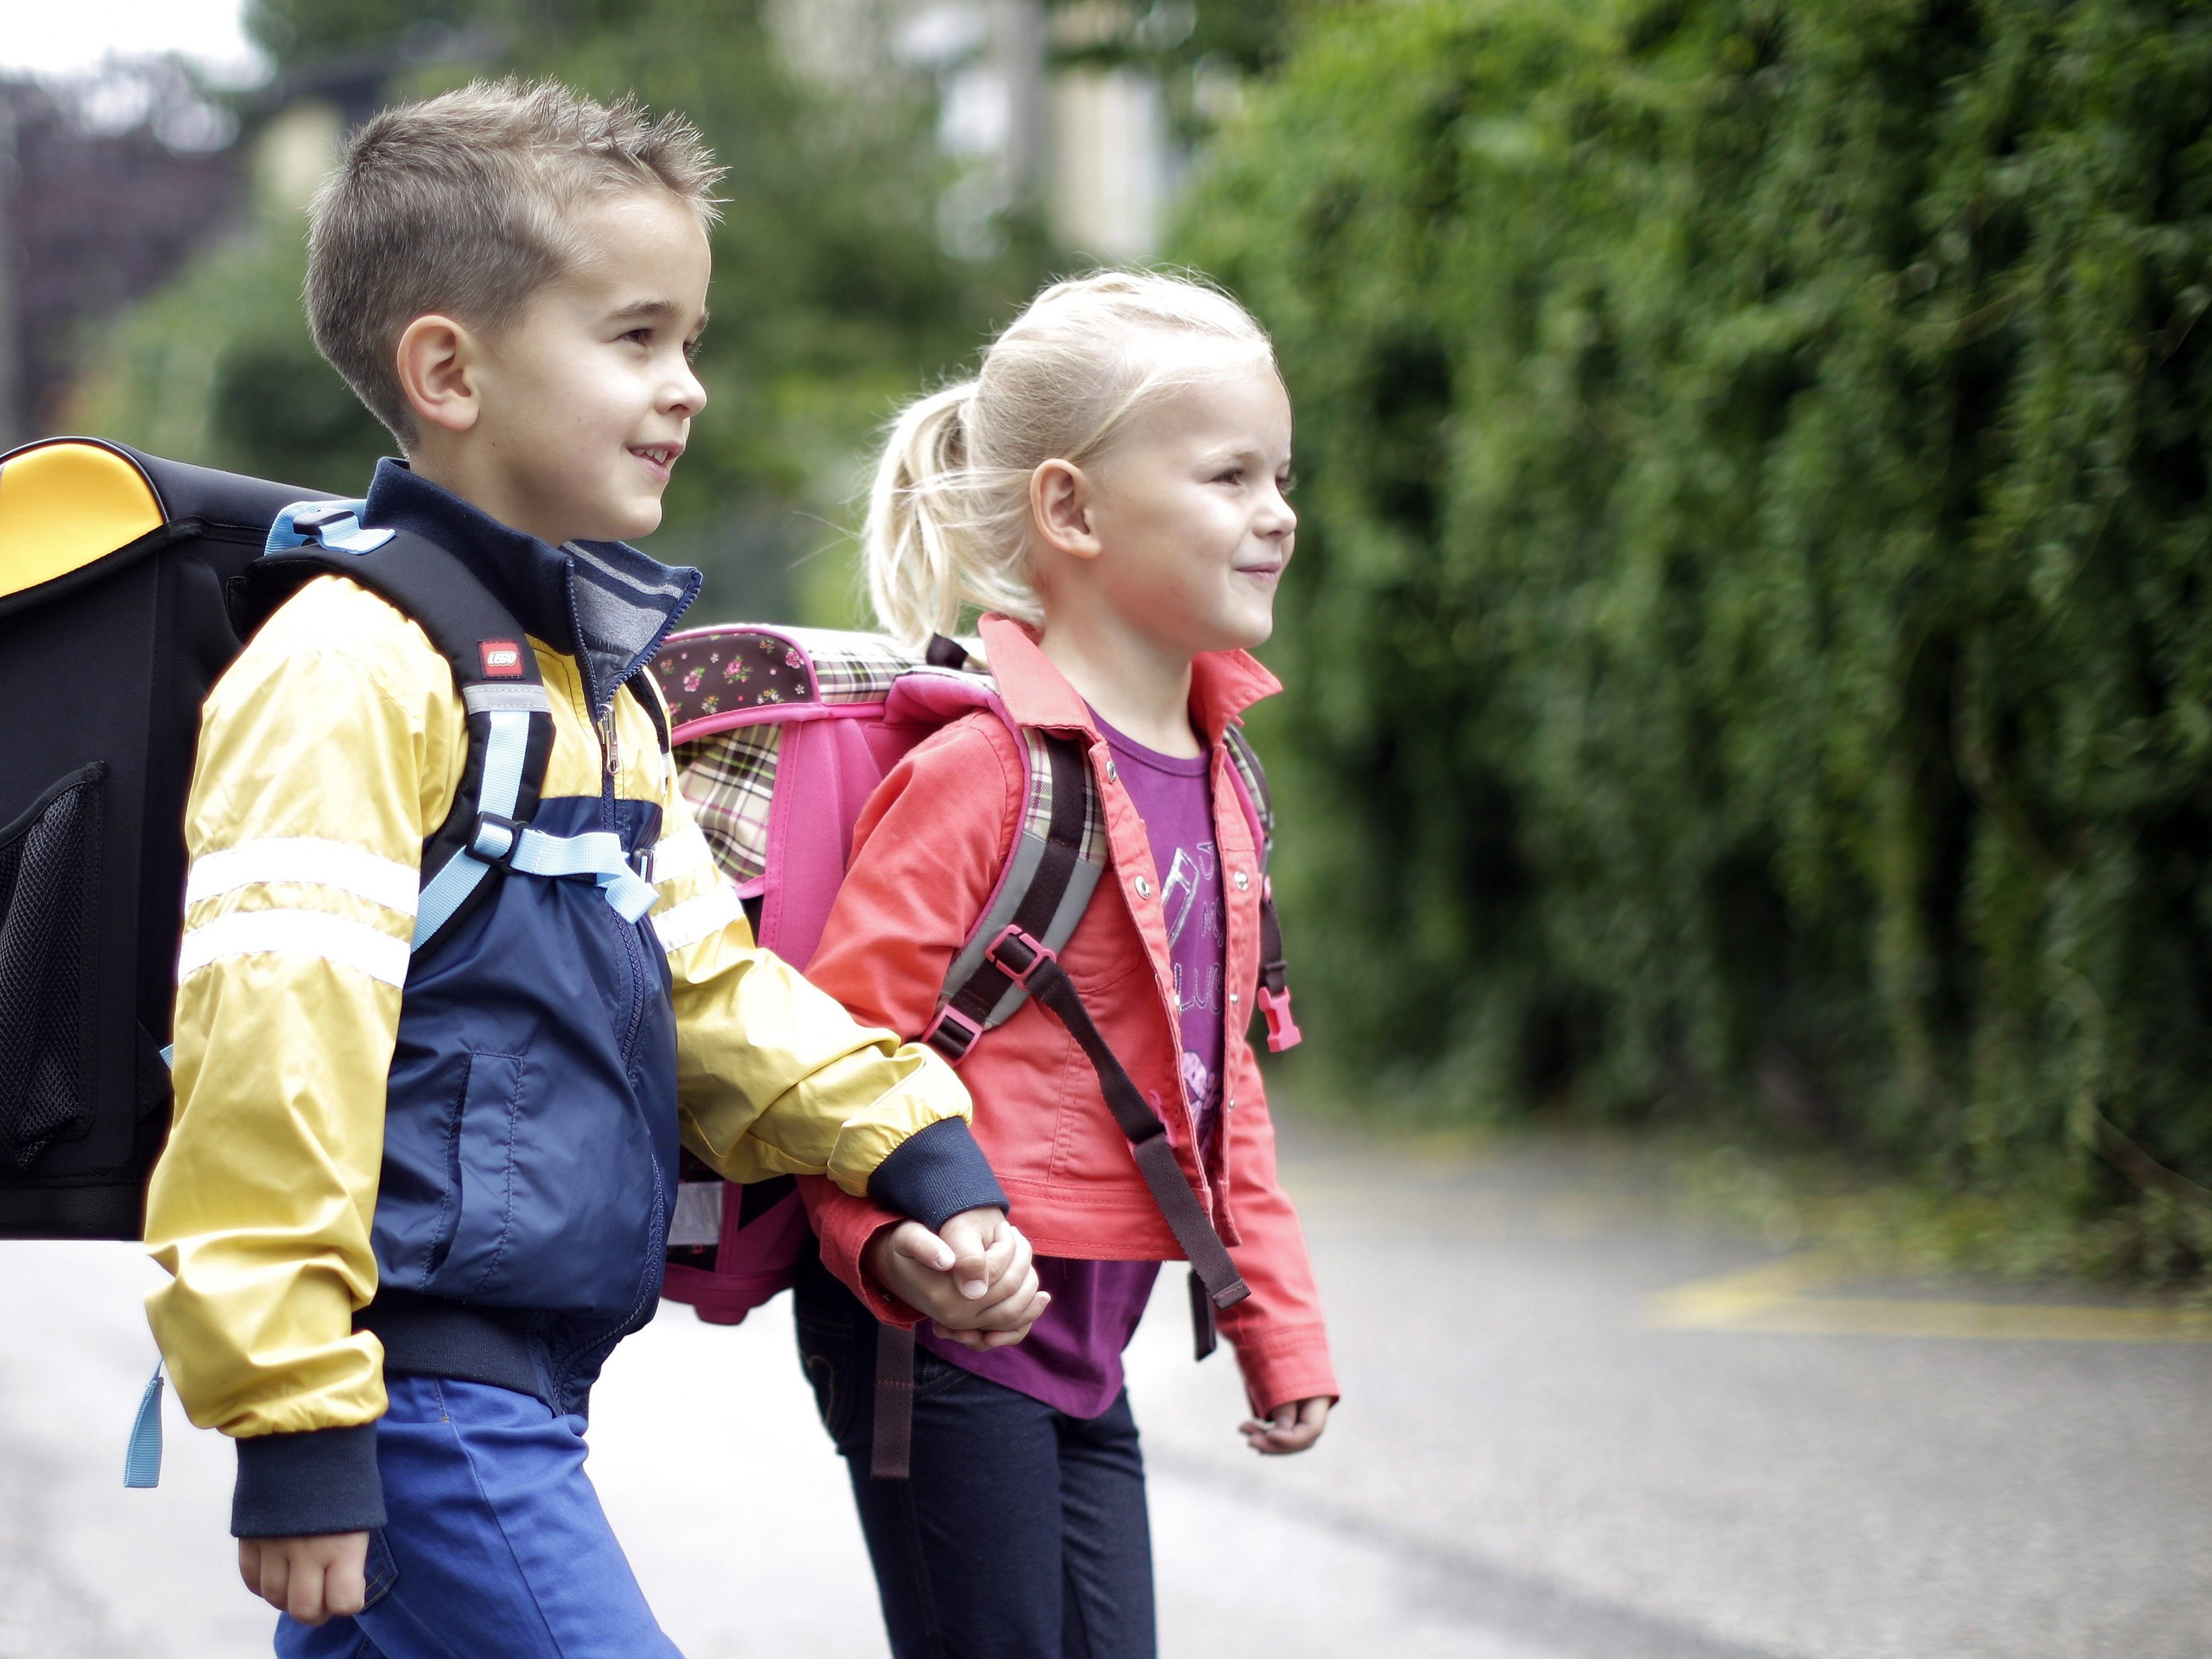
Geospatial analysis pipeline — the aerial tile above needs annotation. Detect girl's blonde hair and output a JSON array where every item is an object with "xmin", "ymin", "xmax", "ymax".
[{"xmin": 862, "ymin": 270, "xmax": 1277, "ymax": 647}]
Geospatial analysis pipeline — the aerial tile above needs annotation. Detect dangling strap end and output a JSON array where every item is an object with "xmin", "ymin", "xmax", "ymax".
[{"xmin": 123, "ymin": 1358, "xmax": 165, "ymax": 1489}]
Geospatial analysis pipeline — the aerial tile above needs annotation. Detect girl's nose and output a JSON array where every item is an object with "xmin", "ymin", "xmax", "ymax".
[{"xmin": 667, "ymin": 360, "xmax": 708, "ymax": 417}]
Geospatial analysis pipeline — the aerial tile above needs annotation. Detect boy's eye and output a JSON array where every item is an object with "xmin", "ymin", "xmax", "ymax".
[
  {"xmin": 1215, "ymin": 467, "xmax": 1244, "ymax": 485},
  {"xmin": 1279, "ymin": 471, "xmax": 1297, "ymax": 493},
  {"xmin": 622, "ymin": 327, "xmax": 653, "ymax": 346}
]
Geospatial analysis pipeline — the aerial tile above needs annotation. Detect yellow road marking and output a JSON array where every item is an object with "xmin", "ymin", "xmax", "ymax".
[{"xmin": 1648, "ymin": 1254, "xmax": 2212, "ymax": 1343}]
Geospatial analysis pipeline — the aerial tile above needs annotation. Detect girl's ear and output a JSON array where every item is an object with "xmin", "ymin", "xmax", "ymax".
[
  {"xmin": 1029, "ymin": 459, "xmax": 1103, "ymax": 561},
  {"xmin": 395, "ymin": 314, "xmax": 481, "ymax": 436}
]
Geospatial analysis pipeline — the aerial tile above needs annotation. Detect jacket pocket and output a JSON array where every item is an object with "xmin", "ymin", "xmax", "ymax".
[
  {"xmin": 0, "ymin": 765, "xmax": 101, "ymax": 1168},
  {"xmin": 429, "ymin": 1051, "xmax": 526, "ymax": 1299}
]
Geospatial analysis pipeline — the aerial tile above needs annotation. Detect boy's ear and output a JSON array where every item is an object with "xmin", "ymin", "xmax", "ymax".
[
  {"xmin": 1029, "ymin": 460, "xmax": 1102, "ymax": 561},
  {"xmin": 395, "ymin": 315, "xmax": 481, "ymax": 436}
]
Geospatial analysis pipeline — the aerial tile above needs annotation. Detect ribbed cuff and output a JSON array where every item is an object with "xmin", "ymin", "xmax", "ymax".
[
  {"xmin": 866, "ymin": 1117, "xmax": 1007, "ymax": 1233},
  {"xmin": 232, "ymin": 1423, "xmax": 386, "ymax": 1538}
]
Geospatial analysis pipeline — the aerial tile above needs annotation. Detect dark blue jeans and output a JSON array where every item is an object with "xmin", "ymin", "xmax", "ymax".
[{"xmin": 794, "ymin": 1256, "xmax": 1155, "ymax": 1659}]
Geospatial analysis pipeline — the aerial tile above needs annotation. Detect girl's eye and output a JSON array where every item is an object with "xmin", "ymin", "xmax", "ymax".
[
  {"xmin": 1215, "ymin": 467, "xmax": 1244, "ymax": 485},
  {"xmin": 1279, "ymin": 472, "xmax": 1297, "ymax": 493},
  {"xmin": 622, "ymin": 328, "xmax": 652, "ymax": 347}
]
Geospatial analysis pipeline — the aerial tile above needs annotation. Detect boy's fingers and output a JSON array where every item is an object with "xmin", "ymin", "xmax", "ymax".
[
  {"xmin": 237, "ymin": 1539, "xmax": 264, "ymax": 1601},
  {"xmin": 323, "ymin": 1543, "xmax": 368, "ymax": 1619},
  {"xmin": 257, "ymin": 1547, "xmax": 290, "ymax": 1615},
  {"xmin": 288, "ymin": 1555, "xmax": 330, "ymax": 1625}
]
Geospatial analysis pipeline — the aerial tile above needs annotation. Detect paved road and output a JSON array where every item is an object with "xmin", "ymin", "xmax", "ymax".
[{"xmin": 3, "ymin": 1123, "xmax": 2207, "ymax": 1658}]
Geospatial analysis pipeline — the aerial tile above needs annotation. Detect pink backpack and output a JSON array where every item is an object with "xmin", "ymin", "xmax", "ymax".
[{"xmin": 647, "ymin": 622, "xmax": 1300, "ymax": 1467}]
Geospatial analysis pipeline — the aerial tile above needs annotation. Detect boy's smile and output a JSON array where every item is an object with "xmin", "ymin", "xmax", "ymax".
[{"xmin": 401, "ymin": 186, "xmax": 712, "ymax": 547}]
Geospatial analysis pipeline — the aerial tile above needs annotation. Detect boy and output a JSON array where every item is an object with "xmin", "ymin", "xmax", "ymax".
[{"xmin": 143, "ymin": 80, "xmax": 1042, "ymax": 1658}]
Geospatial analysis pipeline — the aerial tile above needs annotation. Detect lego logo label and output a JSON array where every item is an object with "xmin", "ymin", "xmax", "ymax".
[{"xmin": 480, "ymin": 641, "xmax": 524, "ymax": 678}]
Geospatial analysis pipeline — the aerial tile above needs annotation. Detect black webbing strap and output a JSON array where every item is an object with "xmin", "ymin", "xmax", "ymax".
[
  {"xmin": 995, "ymin": 931, "xmax": 1250, "ymax": 1316},
  {"xmin": 927, "ymin": 735, "xmax": 1092, "ymax": 1060},
  {"xmin": 870, "ymin": 1320, "xmax": 916, "ymax": 1480}
]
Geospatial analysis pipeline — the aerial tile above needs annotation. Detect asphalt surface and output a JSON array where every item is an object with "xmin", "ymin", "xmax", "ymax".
[{"xmin": 2, "ymin": 1122, "xmax": 2206, "ymax": 1658}]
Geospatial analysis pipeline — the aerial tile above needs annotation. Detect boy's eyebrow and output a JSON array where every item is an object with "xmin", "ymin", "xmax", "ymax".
[{"xmin": 607, "ymin": 297, "xmax": 709, "ymax": 330}]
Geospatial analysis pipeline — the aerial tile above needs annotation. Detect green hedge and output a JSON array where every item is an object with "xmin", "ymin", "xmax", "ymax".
[{"xmin": 1180, "ymin": 0, "xmax": 2212, "ymax": 1249}]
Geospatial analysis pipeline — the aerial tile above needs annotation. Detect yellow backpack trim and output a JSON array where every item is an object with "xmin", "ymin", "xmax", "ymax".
[{"xmin": 0, "ymin": 438, "xmax": 166, "ymax": 602}]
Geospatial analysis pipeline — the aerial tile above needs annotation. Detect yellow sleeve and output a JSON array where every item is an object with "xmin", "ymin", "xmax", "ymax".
[
  {"xmin": 639, "ymin": 708, "xmax": 974, "ymax": 1196},
  {"xmin": 143, "ymin": 577, "xmax": 463, "ymax": 1440}
]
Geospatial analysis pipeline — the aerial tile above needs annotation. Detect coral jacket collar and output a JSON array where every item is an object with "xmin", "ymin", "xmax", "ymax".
[{"xmin": 977, "ymin": 614, "xmax": 1281, "ymax": 743}]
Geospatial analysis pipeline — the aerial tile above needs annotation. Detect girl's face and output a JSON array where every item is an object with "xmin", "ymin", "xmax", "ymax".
[{"xmin": 1064, "ymin": 354, "xmax": 1296, "ymax": 657}]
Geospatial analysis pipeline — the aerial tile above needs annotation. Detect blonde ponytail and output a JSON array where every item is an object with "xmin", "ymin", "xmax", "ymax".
[{"xmin": 859, "ymin": 270, "xmax": 1276, "ymax": 649}]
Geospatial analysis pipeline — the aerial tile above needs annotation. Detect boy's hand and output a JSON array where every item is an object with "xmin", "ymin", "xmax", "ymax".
[
  {"xmin": 864, "ymin": 1207, "xmax": 1050, "ymax": 1352},
  {"xmin": 239, "ymin": 1531, "xmax": 369, "ymax": 1625},
  {"xmin": 1241, "ymin": 1395, "xmax": 1332, "ymax": 1455}
]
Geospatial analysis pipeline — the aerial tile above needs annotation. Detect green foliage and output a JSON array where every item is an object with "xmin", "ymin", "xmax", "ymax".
[
  {"xmin": 1181, "ymin": 0, "xmax": 2212, "ymax": 1258},
  {"xmin": 77, "ymin": 0, "xmax": 1045, "ymax": 619}
]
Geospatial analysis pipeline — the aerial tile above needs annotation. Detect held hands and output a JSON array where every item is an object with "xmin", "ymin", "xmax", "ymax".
[
  {"xmin": 239, "ymin": 1531, "xmax": 369, "ymax": 1625},
  {"xmin": 1242, "ymin": 1395, "xmax": 1332, "ymax": 1455},
  {"xmin": 864, "ymin": 1205, "xmax": 1051, "ymax": 1352}
]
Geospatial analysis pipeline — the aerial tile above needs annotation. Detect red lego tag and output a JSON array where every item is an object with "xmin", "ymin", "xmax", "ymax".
[{"xmin": 479, "ymin": 641, "xmax": 525, "ymax": 679}]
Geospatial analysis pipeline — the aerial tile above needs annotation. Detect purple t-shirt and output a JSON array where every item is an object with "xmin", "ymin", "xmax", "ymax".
[{"xmin": 914, "ymin": 711, "xmax": 1226, "ymax": 1418}]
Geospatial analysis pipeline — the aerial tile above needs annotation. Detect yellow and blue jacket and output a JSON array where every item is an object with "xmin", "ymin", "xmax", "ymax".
[{"xmin": 143, "ymin": 461, "xmax": 1003, "ymax": 1536}]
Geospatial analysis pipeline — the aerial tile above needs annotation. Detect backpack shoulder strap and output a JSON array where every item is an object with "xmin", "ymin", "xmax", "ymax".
[
  {"xmin": 1220, "ymin": 724, "xmax": 1302, "ymax": 1052},
  {"xmin": 229, "ymin": 500, "xmax": 651, "ymax": 955},
  {"xmin": 921, "ymin": 728, "xmax": 1107, "ymax": 1061}
]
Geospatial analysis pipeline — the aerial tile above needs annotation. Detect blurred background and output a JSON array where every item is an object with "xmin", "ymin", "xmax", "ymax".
[{"xmin": 5, "ymin": 4, "xmax": 2211, "ymax": 1656}]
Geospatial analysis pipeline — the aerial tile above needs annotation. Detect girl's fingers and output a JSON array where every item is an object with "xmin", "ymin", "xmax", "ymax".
[{"xmin": 893, "ymin": 1223, "xmax": 954, "ymax": 1271}]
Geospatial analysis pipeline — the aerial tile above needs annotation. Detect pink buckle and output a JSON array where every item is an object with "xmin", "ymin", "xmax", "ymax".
[
  {"xmin": 1258, "ymin": 984, "xmax": 1303, "ymax": 1052},
  {"xmin": 985, "ymin": 925, "xmax": 1057, "ymax": 987},
  {"xmin": 921, "ymin": 1004, "xmax": 982, "ymax": 1061}
]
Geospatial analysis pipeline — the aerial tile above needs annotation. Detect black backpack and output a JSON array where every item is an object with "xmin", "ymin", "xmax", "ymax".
[{"xmin": 0, "ymin": 436, "xmax": 581, "ymax": 1240}]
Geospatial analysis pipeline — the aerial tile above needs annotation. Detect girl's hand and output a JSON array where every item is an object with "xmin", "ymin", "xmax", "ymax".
[
  {"xmin": 1241, "ymin": 1395, "xmax": 1332, "ymax": 1455},
  {"xmin": 863, "ymin": 1211, "xmax": 1050, "ymax": 1350}
]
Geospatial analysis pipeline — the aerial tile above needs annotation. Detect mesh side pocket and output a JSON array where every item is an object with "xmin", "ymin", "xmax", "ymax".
[{"xmin": 0, "ymin": 764, "xmax": 104, "ymax": 1168}]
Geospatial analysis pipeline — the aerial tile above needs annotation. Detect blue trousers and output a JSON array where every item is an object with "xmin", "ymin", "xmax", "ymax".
[
  {"xmin": 274, "ymin": 1375, "xmax": 681, "ymax": 1659},
  {"xmin": 794, "ymin": 1258, "xmax": 1155, "ymax": 1659}
]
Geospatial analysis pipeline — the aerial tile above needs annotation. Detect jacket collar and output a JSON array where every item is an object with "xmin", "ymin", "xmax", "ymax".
[
  {"xmin": 361, "ymin": 458, "xmax": 702, "ymax": 711},
  {"xmin": 977, "ymin": 614, "xmax": 1280, "ymax": 743}
]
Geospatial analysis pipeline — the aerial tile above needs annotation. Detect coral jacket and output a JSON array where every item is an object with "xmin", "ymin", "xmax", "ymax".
[{"xmin": 804, "ymin": 615, "xmax": 1339, "ymax": 1416}]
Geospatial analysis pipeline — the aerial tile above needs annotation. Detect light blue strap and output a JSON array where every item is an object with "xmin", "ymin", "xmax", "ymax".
[
  {"xmin": 124, "ymin": 1358, "xmax": 165, "ymax": 1488},
  {"xmin": 265, "ymin": 499, "xmax": 393, "ymax": 555},
  {"xmin": 412, "ymin": 707, "xmax": 535, "ymax": 948},
  {"xmin": 509, "ymin": 828, "xmax": 659, "ymax": 921}
]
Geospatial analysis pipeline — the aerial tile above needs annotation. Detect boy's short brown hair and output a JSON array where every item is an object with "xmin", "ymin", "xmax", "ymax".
[{"xmin": 305, "ymin": 79, "xmax": 723, "ymax": 446}]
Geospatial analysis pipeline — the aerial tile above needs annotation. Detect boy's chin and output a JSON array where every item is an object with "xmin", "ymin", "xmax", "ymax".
[{"xmin": 573, "ymin": 498, "xmax": 665, "ymax": 543}]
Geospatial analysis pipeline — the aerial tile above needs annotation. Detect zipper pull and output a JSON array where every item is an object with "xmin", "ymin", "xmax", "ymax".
[{"xmin": 600, "ymin": 706, "xmax": 621, "ymax": 778}]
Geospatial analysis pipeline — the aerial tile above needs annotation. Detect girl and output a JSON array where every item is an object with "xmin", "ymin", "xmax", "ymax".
[{"xmin": 796, "ymin": 271, "xmax": 1338, "ymax": 1659}]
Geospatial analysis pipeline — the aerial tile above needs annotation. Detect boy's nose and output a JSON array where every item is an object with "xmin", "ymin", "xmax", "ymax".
[{"xmin": 667, "ymin": 362, "xmax": 708, "ymax": 417}]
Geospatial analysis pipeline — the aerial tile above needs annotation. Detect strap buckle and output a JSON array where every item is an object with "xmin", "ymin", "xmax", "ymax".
[
  {"xmin": 468, "ymin": 811, "xmax": 527, "ymax": 873},
  {"xmin": 921, "ymin": 1004, "xmax": 982, "ymax": 1063},
  {"xmin": 983, "ymin": 925, "xmax": 1057, "ymax": 988}
]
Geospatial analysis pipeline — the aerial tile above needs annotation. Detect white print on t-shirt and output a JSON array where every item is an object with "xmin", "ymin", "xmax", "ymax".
[
  {"xmin": 1183, "ymin": 1049, "xmax": 1212, "ymax": 1112},
  {"xmin": 1161, "ymin": 846, "xmax": 1200, "ymax": 945}
]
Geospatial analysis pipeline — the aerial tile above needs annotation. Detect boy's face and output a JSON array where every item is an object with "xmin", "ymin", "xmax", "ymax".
[{"xmin": 458, "ymin": 187, "xmax": 711, "ymax": 546}]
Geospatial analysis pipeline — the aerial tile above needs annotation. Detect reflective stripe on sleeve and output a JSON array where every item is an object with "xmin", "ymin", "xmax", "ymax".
[
  {"xmin": 185, "ymin": 838, "xmax": 419, "ymax": 918},
  {"xmin": 650, "ymin": 882, "xmax": 744, "ymax": 955},
  {"xmin": 176, "ymin": 909, "xmax": 411, "ymax": 989},
  {"xmin": 649, "ymin": 823, "xmax": 716, "ymax": 886}
]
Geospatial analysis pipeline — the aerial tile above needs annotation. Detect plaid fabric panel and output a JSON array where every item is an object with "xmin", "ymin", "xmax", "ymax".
[
  {"xmin": 677, "ymin": 725, "xmax": 781, "ymax": 885},
  {"xmin": 777, "ymin": 626, "xmax": 928, "ymax": 704},
  {"xmin": 1022, "ymin": 729, "xmax": 1110, "ymax": 869}
]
